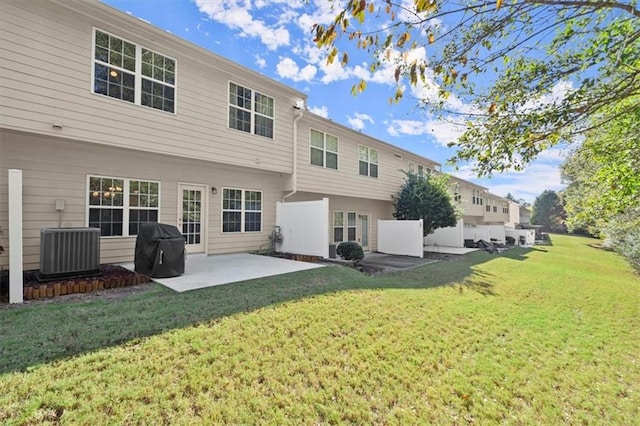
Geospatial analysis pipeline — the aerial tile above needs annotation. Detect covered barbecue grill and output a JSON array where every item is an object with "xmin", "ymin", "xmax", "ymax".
[{"xmin": 134, "ymin": 223, "xmax": 185, "ymax": 278}]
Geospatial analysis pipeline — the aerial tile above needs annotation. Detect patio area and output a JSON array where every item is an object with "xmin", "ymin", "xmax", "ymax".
[{"xmin": 123, "ymin": 253, "xmax": 324, "ymax": 293}]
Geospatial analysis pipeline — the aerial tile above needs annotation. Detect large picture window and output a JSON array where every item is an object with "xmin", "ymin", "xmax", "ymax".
[
  {"xmin": 310, "ymin": 129, "xmax": 338, "ymax": 169},
  {"xmin": 359, "ymin": 146, "xmax": 379, "ymax": 178},
  {"xmin": 229, "ymin": 82, "xmax": 274, "ymax": 138},
  {"xmin": 93, "ymin": 29, "xmax": 176, "ymax": 113},
  {"xmin": 222, "ymin": 188, "xmax": 262, "ymax": 233},
  {"xmin": 88, "ymin": 176, "xmax": 159, "ymax": 237}
]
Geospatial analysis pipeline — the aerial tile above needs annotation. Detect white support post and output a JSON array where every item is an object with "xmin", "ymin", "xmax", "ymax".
[{"xmin": 8, "ymin": 169, "xmax": 23, "ymax": 304}]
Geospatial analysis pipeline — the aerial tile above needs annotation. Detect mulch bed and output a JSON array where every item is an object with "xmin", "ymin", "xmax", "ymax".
[{"xmin": 0, "ymin": 265, "xmax": 150, "ymax": 303}]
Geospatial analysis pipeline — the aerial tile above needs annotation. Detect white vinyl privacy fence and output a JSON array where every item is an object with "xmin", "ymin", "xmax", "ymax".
[
  {"xmin": 463, "ymin": 225, "xmax": 506, "ymax": 244},
  {"xmin": 275, "ymin": 198, "xmax": 329, "ymax": 258},
  {"xmin": 377, "ymin": 219, "xmax": 424, "ymax": 258},
  {"xmin": 505, "ymin": 228, "xmax": 536, "ymax": 245},
  {"xmin": 423, "ymin": 219, "xmax": 464, "ymax": 248}
]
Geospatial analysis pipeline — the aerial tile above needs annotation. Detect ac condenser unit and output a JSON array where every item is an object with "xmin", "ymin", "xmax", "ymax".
[{"xmin": 39, "ymin": 228, "xmax": 101, "ymax": 281}]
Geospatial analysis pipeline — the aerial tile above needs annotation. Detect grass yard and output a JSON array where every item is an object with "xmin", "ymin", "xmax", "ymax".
[{"xmin": 1, "ymin": 234, "xmax": 638, "ymax": 424}]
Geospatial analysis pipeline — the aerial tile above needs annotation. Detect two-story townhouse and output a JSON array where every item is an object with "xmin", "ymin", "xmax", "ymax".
[
  {"xmin": 0, "ymin": 0, "xmax": 307, "ymax": 269},
  {"xmin": 285, "ymin": 112, "xmax": 440, "ymax": 251},
  {"xmin": 483, "ymin": 193, "xmax": 510, "ymax": 224},
  {"xmin": 1, "ymin": 0, "xmax": 517, "ymax": 270}
]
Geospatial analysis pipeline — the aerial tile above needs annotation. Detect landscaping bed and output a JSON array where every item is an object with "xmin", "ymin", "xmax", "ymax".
[{"xmin": 0, "ymin": 265, "xmax": 150, "ymax": 302}]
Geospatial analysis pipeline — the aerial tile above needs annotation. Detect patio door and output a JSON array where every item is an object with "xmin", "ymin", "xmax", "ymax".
[
  {"xmin": 359, "ymin": 214, "xmax": 370, "ymax": 251},
  {"xmin": 178, "ymin": 184, "xmax": 206, "ymax": 253}
]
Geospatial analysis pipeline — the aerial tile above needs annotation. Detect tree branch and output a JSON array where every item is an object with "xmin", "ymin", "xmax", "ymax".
[{"xmin": 528, "ymin": 0, "xmax": 640, "ymax": 19}]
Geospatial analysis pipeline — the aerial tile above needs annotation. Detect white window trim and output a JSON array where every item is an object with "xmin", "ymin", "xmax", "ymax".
[
  {"xmin": 347, "ymin": 211, "xmax": 357, "ymax": 242},
  {"xmin": 91, "ymin": 28, "xmax": 177, "ymax": 114},
  {"xmin": 227, "ymin": 80, "xmax": 275, "ymax": 139},
  {"xmin": 86, "ymin": 174, "xmax": 161, "ymax": 238},
  {"xmin": 309, "ymin": 128, "xmax": 339, "ymax": 169},
  {"xmin": 333, "ymin": 211, "xmax": 344, "ymax": 243},
  {"xmin": 220, "ymin": 187, "xmax": 264, "ymax": 233},
  {"xmin": 358, "ymin": 145, "xmax": 379, "ymax": 178}
]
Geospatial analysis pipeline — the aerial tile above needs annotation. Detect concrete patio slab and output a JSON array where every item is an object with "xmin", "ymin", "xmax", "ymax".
[
  {"xmin": 424, "ymin": 245, "xmax": 479, "ymax": 255},
  {"xmin": 123, "ymin": 253, "xmax": 323, "ymax": 293}
]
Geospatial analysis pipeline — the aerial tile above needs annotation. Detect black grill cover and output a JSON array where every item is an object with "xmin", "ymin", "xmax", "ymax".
[{"xmin": 134, "ymin": 223, "xmax": 185, "ymax": 278}]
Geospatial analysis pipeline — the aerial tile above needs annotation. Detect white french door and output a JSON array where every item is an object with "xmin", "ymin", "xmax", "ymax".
[{"xmin": 178, "ymin": 184, "xmax": 206, "ymax": 253}]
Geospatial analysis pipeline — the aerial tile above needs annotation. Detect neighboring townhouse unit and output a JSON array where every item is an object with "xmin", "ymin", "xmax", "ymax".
[
  {"xmin": 1, "ymin": 0, "xmax": 514, "ymax": 271},
  {"xmin": 507, "ymin": 201, "xmax": 532, "ymax": 227},
  {"xmin": 286, "ymin": 112, "xmax": 440, "ymax": 251}
]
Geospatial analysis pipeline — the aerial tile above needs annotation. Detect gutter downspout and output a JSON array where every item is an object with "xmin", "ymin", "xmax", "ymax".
[{"xmin": 282, "ymin": 107, "xmax": 304, "ymax": 202}]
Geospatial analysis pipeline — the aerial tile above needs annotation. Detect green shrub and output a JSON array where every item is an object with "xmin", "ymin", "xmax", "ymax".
[
  {"xmin": 603, "ymin": 207, "xmax": 640, "ymax": 273},
  {"xmin": 336, "ymin": 242, "xmax": 364, "ymax": 262}
]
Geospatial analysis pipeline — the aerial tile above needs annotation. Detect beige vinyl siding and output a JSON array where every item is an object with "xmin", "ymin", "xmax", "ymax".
[
  {"xmin": 0, "ymin": 0, "xmax": 303, "ymax": 175},
  {"xmin": 285, "ymin": 192, "xmax": 395, "ymax": 252},
  {"xmin": 296, "ymin": 114, "xmax": 440, "ymax": 201},
  {"xmin": 0, "ymin": 130, "xmax": 283, "ymax": 269}
]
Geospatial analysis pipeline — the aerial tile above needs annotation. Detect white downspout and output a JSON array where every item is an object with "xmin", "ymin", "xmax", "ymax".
[{"xmin": 282, "ymin": 106, "xmax": 304, "ymax": 202}]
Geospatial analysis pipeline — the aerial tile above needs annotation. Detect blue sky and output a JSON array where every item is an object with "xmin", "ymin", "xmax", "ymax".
[{"xmin": 101, "ymin": 0, "xmax": 571, "ymax": 203}]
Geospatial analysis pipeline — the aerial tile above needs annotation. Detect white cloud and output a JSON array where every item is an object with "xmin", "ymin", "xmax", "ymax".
[
  {"xmin": 276, "ymin": 57, "xmax": 317, "ymax": 82},
  {"xmin": 347, "ymin": 113, "xmax": 374, "ymax": 131},
  {"xmin": 194, "ymin": 0, "xmax": 290, "ymax": 50},
  {"xmin": 309, "ymin": 105, "xmax": 329, "ymax": 118},
  {"xmin": 386, "ymin": 118, "xmax": 466, "ymax": 147},
  {"xmin": 255, "ymin": 55, "xmax": 267, "ymax": 69},
  {"xmin": 522, "ymin": 80, "xmax": 574, "ymax": 112}
]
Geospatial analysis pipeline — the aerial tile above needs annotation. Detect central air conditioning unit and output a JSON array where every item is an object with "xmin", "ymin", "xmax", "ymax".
[{"xmin": 38, "ymin": 228, "xmax": 101, "ymax": 281}]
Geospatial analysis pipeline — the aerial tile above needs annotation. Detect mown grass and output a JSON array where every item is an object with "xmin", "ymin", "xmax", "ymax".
[{"xmin": 1, "ymin": 234, "xmax": 638, "ymax": 424}]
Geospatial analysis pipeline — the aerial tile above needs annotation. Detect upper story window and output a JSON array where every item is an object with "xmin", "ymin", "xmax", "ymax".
[
  {"xmin": 472, "ymin": 190, "xmax": 483, "ymax": 205},
  {"xmin": 229, "ymin": 82, "xmax": 274, "ymax": 138},
  {"xmin": 408, "ymin": 161, "xmax": 415, "ymax": 174},
  {"xmin": 359, "ymin": 146, "xmax": 379, "ymax": 178},
  {"xmin": 453, "ymin": 184, "xmax": 461, "ymax": 202},
  {"xmin": 417, "ymin": 165, "xmax": 425, "ymax": 180},
  {"xmin": 93, "ymin": 29, "xmax": 176, "ymax": 113},
  {"xmin": 88, "ymin": 175, "xmax": 160, "ymax": 237},
  {"xmin": 310, "ymin": 129, "xmax": 338, "ymax": 169}
]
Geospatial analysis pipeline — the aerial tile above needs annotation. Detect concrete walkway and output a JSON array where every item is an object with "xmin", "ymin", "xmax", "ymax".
[{"xmin": 123, "ymin": 253, "xmax": 323, "ymax": 293}]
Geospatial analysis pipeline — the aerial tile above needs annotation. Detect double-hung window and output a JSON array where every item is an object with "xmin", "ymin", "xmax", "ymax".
[
  {"xmin": 229, "ymin": 82, "xmax": 274, "ymax": 138},
  {"xmin": 359, "ymin": 146, "xmax": 379, "ymax": 178},
  {"xmin": 88, "ymin": 176, "xmax": 159, "ymax": 237},
  {"xmin": 333, "ymin": 211, "xmax": 357, "ymax": 243},
  {"xmin": 347, "ymin": 212, "xmax": 357, "ymax": 241},
  {"xmin": 333, "ymin": 212, "xmax": 344, "ymax": 242},
  {"xmin": 472, "ymin": 190, "xmax": 483, "ymax": 205},
  {"xmin": 417, "ymin": 165, "xmax": 425, "ymax": 180},
  {"xmin": 222, "ymin": 188, "xmax": 262, "ymax": 233},
  {"xmin": 93, "ymin": 29, "xmax": 176, "ymax": 113},
  {"xmin": 310, "ymin": 129, "xmax": 338, "ymax": 169},
  {"xmin": 453, "ymin": 184, "xmax": 461, "ymax": 202}
]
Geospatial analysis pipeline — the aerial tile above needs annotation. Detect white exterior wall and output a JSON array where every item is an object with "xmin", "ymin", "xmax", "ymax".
[
  {"xmin": 377, "ymin": 220, "xmax": 424, "ymax": 258},
  {"xmin": 276, "ymin": 199, "xmax": 329, "ymax": 258},
  {"xmin": 424, "ymin": 219, "xmax": 464, "ymax": 247}
]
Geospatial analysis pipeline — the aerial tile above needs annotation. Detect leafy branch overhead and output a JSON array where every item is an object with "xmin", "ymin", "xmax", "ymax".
[{"xmin": 313, "ymin": 0, "xmax": 640, "ymax": 175}]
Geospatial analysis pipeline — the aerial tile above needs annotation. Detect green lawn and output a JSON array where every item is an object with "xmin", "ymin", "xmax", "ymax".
[{"xmin": 1, "ymin": 235, "xmax": 638, "ymax": 424}]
